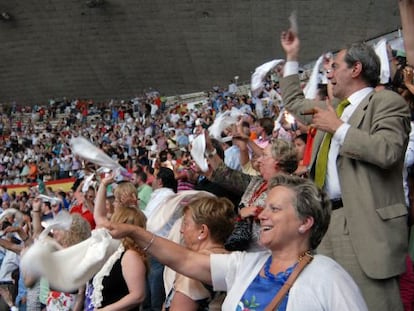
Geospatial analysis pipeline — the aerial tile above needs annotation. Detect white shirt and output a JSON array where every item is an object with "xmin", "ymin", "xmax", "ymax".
[
  {"xmin": 211, "ymin": 251, "xmax": 368, "ymax": 311},
  {"xmin": 144, "ymin": 188, "xmax": 176, "ymax": 237},
  {"xmin": 284, "ymin": 61, "xmax": 373, "ymax": 198},
  {"xmin": 326, "ymin": 87, "xmax": 373, "ymax": 198},
  {"xmin": 0, "ymin": 248, "xmax": 19, "ymax": 283}
]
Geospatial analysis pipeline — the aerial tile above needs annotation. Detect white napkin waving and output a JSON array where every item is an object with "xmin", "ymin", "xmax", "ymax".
[
  {"xmin": 251, "ymin": 59, "xmax": 285, "ymax": 96},
  {"xmin": 190, "ymin": 134, "xmax": 208, "ymax": 173},
  {"xmin": 21, "ymin": 228, "xmax": 120, "ymax": 293},
  {"xmin": 374, "ymin": 38, "xmax": 391, "ymax": 85},
  {"xmin": 208, "ymin": 107, "xmax": 243, "ymax": 141},
  {"xmin": 70, "ymin": 136, "xmax": 121, "ymax": 171},
  {"xmin": 303, "ymin": 54, "xmax": 324, "ymax": 99}
]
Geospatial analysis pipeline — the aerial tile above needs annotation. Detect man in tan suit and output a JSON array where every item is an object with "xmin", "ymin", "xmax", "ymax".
[{"xmin": 279, "ymin": 29, "xmax": 410, "ymax": 310}]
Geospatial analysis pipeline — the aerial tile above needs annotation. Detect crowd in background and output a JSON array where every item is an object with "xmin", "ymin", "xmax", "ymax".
[{"xmin": 0, "ymin": 9, "xmax": 413, "ymax": 310}]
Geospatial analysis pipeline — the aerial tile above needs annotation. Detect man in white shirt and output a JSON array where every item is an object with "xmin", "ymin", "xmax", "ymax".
[{"xmin": 143, "ymin": 167, "xmax": 177, "ymax": 311}]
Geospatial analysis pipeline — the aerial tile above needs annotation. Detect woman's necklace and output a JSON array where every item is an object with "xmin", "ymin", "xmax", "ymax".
[{"xmin": 205, "ymin": 245, "xmax": 226, "ymax": 253}]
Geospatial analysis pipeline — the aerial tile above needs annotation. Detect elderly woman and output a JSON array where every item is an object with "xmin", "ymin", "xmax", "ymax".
[
  {"xmin": 46, "ymin": 213, "xmax": 92, "ymax": 311},
  {"xmin": 164, "ymin": 196, "xmax": 234, "ymax": 311},
  {"xmin": 106, "ymin": 175, "xmax": 368, "ymax": 311},
  {"xmin": 208, "ymin": 137, "xmax": 298, "ymax": 250},
  {"xmin": 84, "ymin": 176, "xmax": 148, "ymax": 311}
]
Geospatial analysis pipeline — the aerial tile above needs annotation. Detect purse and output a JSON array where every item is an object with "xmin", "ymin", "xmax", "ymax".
[{"xmin": 224, "ymin": 215, "xmax": 253, "ymax": 251}]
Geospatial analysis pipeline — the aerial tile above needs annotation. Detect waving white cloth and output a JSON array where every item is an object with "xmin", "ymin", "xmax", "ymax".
[
  {"xmin": 39, "ymin": 211, "xmax": 73, "ymax": 239},
  {"xmin": 208, "ymin": 108, "xmax": 243, "ymax": 141},
  {"xmin": 303, "ymin": 54, "xmax": 324, "ymax": 99},
  {"xmin": 273, "ymin": 108, "xmax": 285, "ymax": 132},
  {"xmin": 70, "ymin": 136, "xmax": 121, "ymax": 171},
  {"xmin": 0, "ymin": 208, "xmax": 23, "ymax": 225},
  {"xmin": 82, "ymin": 173, "xmax": 96, "ymax": 193},
  {"xmin": 146, "ymin": 190, "xmax": 215, "ymax": 235},
  {"xmin": 37, "ymin": 194, "xmax": 61, "ymax": 206},
  {"xmin": 374, "ymin": 38, "xmax": 391, "ymax": 85},
  {"xmin": 190, "ymin": 134, "xmax": 209, "ymax": 173},
  {"xmin": 251, "ymin": 59, "xmax": 285, "ymax": 96},
  {"xmin": 21, "ymin": 228, "xmax": 120, "ymax": 292}
]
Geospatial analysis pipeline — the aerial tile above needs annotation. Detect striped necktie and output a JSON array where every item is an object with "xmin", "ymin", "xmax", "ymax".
[{"xmin": 314, "ymin": 99, "xmax": 350, "ymax": 188}]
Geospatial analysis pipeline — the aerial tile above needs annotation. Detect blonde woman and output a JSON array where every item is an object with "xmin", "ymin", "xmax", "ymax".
[
  {"xmin": 46, "ymin": 213, "xmax": 92, "ymax": 311},
  {"xmin": 164, "ymin": 196, "xmax": 234, "ymax": 311},
  {"xmin": 84, "ymin": 175, "xmax": 147, "ymax": 311}
]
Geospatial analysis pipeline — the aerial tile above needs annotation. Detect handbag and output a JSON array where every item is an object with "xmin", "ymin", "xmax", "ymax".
[
  {"xmin": 225, "ymin": 181, "xmax": 268, "ymax": 251},
  {"xmin": 224, "ymin": 215, "xmax": 253, "ymax": 251}
]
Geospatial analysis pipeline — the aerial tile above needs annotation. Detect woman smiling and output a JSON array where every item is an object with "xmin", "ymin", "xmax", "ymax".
[{"xmin": 105, "ymin": 175, "xmax": 368, "ymax": 311}]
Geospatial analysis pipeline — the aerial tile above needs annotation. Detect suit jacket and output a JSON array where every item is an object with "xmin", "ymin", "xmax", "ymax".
[{"xmin": 281, "ymin": 74, "xmax": 411, "ymax": 279}]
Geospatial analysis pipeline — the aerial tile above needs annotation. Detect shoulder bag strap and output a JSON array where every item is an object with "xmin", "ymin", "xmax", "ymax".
[{"xmin": 264, "ymin": 253, "xmax": 313, "ymax": 311}]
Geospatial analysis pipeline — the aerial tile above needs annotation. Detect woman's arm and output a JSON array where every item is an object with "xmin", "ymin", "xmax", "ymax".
[
  {"xmin": 169, "ymin": 292, "xmax": 199, "ymax": 311},
  {"xmin": 0, "ymin": 238, "xmax": 22, "ymax": 255},
  {"xmin": 107, "ymin": 223, "xmax": 212, "ymax": 285},
  {"xmin": 94, "ymin": 174, "xmax": 114, "ymax": 226},
  {"xmin": 72, "ymin": 285, "xmax": 86, "ymax": 311},
  {"xmin": 31, "ymin": 198, "xmax": 43, "ymax": 238},
  {"xmin": 97, "ymin": 250, "xmax": 146, "ymax": 311}
]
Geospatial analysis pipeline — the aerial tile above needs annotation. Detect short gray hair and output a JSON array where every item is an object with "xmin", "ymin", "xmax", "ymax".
[
  {"xmin": 344, "ymin": 42, "xmax": 380, "ymax": 87},
  {"xmin": 268, "ymin": 174, "xmax": 331, "ymax": 249},
  {"xmin": 271, "ymin": 139, "xmax": 298, "ymax": 174}
]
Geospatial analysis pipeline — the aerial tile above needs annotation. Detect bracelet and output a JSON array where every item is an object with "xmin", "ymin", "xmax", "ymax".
[
  {"xmin": 32, "ymin": 210, "xmax": 40, "ymax": 213},
  {"xmin": 142, "ymin": 234, "xmax": 155, "ymax": 252}
]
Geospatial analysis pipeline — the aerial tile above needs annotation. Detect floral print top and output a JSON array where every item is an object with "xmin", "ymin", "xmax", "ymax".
[
  {"xmin": 236, "ymin": 256, "xmax": 296, "ymax": 311},
  {"xmin": 46, "ymin": 291, "xmax": 77, "ymax": 311}
]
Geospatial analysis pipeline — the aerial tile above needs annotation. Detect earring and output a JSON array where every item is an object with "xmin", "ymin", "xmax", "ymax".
[
  {"xmin": 197, "ymin": 236, "xmax": 202, "ymax": 240},
  {"xmin": 298, "ymin": 227, "xmax": 305, "ymax": 234}
]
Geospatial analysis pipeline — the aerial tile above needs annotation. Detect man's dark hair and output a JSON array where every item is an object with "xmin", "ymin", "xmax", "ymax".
[
  {"xmin": 156, "ymin": 167, "xmax": 178, "ymax": 193},
  {"xmin": 344, "ymin": 42, "xmax": 380, "ymax": 87}
]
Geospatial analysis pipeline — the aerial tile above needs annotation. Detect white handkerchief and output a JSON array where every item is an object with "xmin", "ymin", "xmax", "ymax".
[
  {"xmin": 374, "ymin": 38, "xmax": 391, "ymax": 85},
  {"xmin": 303, "ymin": 54, "xmax": 324, "ymax": 99},
  {"xmin": 251, "ymin": 59, "xmax": 285, "ymax": 96},
  {"xmin": 190, "ymin": 134, "xmax": 208, "ymax": 173},
  {"xmin": 70, "ymin": 136, "xmax": 121, "ymax": 170}
]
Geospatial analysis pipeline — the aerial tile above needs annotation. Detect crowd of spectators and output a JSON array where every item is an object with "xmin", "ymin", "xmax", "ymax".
[{"xmin": 0, "ymin": 20, "xmax": 413, "ymax": 310}]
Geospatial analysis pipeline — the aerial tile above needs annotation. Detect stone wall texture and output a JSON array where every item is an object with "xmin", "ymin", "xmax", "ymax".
[{"xmin": 0, "ymin": 0, "xmax": 402, "ymax": 104}]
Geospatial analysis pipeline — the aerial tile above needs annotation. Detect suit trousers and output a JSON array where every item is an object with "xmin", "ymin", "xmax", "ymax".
[{"xmin": 317, "ymin": 208, "xmax": 403, "ymax": 311}]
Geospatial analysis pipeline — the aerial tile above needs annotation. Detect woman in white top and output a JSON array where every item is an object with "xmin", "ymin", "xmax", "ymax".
[{"xmin": 105, "ymin": 175, "xmax": 368, "ymax": 311}]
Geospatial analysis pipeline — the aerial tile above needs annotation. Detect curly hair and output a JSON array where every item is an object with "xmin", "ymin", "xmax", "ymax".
[
  {"xmin": 271, "ymin": 139, "xmax": 298, "ymax": 174},
  {"xmin": 268, "ymin": 174, "xmax": 331, "ymax": 250},
  {"xmin": 60, "ymin": 213, "xmax": 91, "ymax": 247}
]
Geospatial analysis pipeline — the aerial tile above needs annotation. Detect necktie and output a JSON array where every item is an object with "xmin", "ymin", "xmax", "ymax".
[{"xmin": 314, "ymin": 99, "xmax": 350, "ymax": 188}]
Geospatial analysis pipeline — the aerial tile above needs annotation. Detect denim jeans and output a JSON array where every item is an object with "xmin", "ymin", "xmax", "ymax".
[{"xmin": 142, "ymin": 256, "xmax": 165, "ymax": 311}]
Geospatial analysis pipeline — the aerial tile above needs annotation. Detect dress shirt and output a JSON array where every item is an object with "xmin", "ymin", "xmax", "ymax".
[{"xmin": 326, "ymin": 87, "xmax": 373, "ymax": 198}]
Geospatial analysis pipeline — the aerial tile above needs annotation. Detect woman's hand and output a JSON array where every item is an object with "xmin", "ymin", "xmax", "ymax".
[
  {"xmin": 102, "ymin": 222, "xmax": 136, "ymax": 240},
  {"xmin": 239, "ymin": 206, "xmax": 263, "ymax": 219},
  {"xmin": 100, "ymin": 172, "xmax": 115, "ymax": 187},
  {"xmin": 280, "ymin": 29, "xmax": 300, "ymax": 61}
]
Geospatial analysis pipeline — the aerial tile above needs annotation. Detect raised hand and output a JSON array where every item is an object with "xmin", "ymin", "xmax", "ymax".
[{"xmin": 280, "ymin": 30, "xmax": 300, "ymax": 61}]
